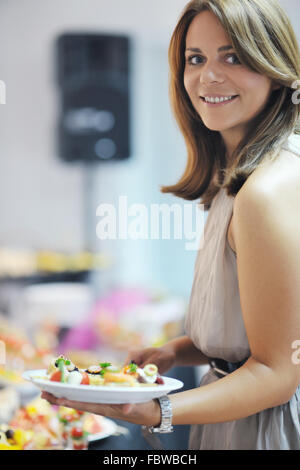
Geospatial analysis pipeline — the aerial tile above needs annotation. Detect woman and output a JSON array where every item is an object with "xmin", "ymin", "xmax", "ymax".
[{"xmin": 42, "ymin": 0, "xmax": 300, "ymax": 450}]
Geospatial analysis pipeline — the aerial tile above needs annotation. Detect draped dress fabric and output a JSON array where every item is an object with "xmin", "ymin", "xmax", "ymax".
[{"xmin": 184, "ymin": 133, "xmax": 300, "ymax": 450}]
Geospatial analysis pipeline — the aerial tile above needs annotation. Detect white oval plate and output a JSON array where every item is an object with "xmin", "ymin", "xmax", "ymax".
[{"xmin": 22, "ymin": 370, "xmax": 184, "ymax": 404}]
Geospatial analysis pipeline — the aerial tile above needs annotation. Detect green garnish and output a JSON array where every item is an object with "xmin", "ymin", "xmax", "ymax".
[
  {"xmin": 59, "ymin": 417, "xmax": 68, "ymax": 425},
  {"xmin": 57, "ymin": 358, "xmax": 66, "ymax": 383},
  {"xmin": 65, "ymin": 360, "xmax": 71, "ymax": 366},
  {"xmin": 129, "ymin": 363, "xmax": 138, "ymax": 373},
  {"xmin": 99, "ymin": 362, "xmax": 112, "ymax": 369},
  {"xmin": 98, "ymin": 362, "xmax": 112, "ymax": 376}
]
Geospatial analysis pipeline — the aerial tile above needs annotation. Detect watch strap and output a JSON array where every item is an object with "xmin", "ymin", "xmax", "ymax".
[{"xmin": 142, "ymin": 395, "xmax": 173, "ymax": 434}]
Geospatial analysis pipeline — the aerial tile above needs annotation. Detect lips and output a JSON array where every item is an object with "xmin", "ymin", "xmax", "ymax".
[{"xmin": 200, "ymin": 95, "xmax": 239, "ymax": 102}]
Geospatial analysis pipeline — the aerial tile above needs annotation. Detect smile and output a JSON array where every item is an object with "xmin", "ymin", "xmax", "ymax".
[{"xmin": 200, "ymin": 95, "xmax": 239, "ymax": 106}]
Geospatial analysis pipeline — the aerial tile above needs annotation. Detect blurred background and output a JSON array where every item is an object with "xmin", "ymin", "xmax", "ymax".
[{"xmin": 0, "ymin": 0, "xmax": 299, "ymax": 451}]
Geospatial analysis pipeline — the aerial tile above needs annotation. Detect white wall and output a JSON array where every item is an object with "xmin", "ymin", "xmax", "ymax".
[
  {"xmin": 0, "ymin": 0, "xmax": 196, "ymax": 296},
  {"xmin": 0, "ymin": 0, "xmax": 188, "ymax": 253},
  {"xmin": 0, "ymin": 0, "xmax": 299, "ymax": 297}
]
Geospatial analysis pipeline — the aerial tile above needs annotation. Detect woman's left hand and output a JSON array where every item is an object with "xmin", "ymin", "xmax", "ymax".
[{"xmin": 40, "ymin": 391, "xmax": 161, "ymax": 427}]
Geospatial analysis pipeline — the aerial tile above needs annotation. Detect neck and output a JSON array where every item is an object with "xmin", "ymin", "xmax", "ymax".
[{"xmin": 221, "ymin": 128, "xmax": 245, "ymax": 166}]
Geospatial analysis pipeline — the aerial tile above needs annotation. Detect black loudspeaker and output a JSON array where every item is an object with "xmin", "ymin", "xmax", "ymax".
[{"xmin": 56, "ymin": 33, "xmax": 131, "ymax": 162}]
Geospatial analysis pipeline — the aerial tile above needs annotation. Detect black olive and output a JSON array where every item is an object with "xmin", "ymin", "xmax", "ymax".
[{"xmin": 5, "ymin": 429, "xmax": 14, "ymax": 439}]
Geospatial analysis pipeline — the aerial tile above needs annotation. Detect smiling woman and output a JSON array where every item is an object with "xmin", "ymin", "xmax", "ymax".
[
  {"xmin": 161, "ymin": 0, "xmax": 300, "ymax": 209},
  {"xmin": 184, "ymin": 10, "xmax": 281, "ymax": 154},
  {"xmin": 42, "ymin": 0, "xmax": 300, "ymax": 451}
]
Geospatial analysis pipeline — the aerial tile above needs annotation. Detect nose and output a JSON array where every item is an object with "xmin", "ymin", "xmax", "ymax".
[{"xmin": 199, "ymin": 60, "xmax": 225, "ymax": 85}]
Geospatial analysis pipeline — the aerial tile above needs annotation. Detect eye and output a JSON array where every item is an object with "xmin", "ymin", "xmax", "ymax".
[
  {"xmin": 185, "ymin": 53, "xmax": 241, "ymax": 66},
  {"xmin": 225, "ymin": 53, "xmax": 241, "ymax": 65},
  {"xmin": 186, "ymin": 55, "xmax": 204, "ymax": 65}
]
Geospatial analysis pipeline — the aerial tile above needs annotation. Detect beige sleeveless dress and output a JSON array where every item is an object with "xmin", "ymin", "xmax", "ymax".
[{"xmin": 184, "ymin": 133, "xmax": 300, "ymax": 450}]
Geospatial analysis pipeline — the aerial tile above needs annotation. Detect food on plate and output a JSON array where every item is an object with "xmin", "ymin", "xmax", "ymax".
[
  {"xmin": 6, "ymin": 396, "xmax": 61, "ymax": 449},
  {"xmin": 58, "ymin": 406, "xmax": 85, "ymax": 446},
  {"xmin": 83, "ymin": 413, "xmax": 105, "ymax": 434},
  {"xmin": 47, "ymin": 355, "xmax": 78, "ymax": 375},
  {"xmin": 0, "ymin": 429, "xmax": 22, "ymax": 450},
  {"xmin": 58, "ymin": 406, "xmax": 84, "ymax": 425},
  {"xmin": 43, "ymin": 355, "xmax": 164, "ymax": 387},
  {"xmin": 0, "ymin": 396, "xmax": 109, "ymax": 450},
  {"xmin": 70, "ymin": 425, "xmax": 88, "ymax": 450},
  {"xmin": 143, "ymin": 364, "xmax": 158, "ymax": 376},
  {"xmin": 66, "ymin": 370, "xmax": 85, "ymax": 386},
  {"xmin": 0, "ymin": 314, "xmax": 54, "ymax": 375}
]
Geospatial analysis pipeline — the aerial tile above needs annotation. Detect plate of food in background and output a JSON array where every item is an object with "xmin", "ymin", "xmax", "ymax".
[{"xmin": 0, "ymin": 395, "xmax": 118, "ymax": 450}]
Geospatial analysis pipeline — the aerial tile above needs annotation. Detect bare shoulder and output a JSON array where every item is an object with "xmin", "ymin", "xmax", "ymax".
[
  {"xmin": 236, "ymin": 148, "xmax": 300, "ymax": 210},
  {"xmin": 231, "ymin": 149, "xmax": 300, "ymax": 248}
]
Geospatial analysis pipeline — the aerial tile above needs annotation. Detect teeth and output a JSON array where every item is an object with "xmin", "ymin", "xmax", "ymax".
[{"xmin": 204, "ymin": 96, "xmax": 234, "ymax": 103}]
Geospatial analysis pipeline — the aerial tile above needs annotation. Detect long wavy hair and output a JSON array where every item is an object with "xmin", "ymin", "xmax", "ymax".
[{"xmin": 160, "ymin": 0, "xmax": 300, "ymax": 209}]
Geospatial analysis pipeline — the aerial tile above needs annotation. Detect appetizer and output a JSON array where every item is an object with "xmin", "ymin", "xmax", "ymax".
[{"xmin": 44, "ymin": 355, "xmax": 164, "ymax": 387}]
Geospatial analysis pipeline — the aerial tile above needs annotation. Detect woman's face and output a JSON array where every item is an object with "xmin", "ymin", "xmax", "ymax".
[{"xmin": 184, "ymin": 10, "xmax": 278, "ymax": 141}]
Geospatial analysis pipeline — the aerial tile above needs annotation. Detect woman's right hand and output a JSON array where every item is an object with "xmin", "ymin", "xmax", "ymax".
[{"xmin": 123, "ymin": 343, "xmax": 177, "ymax": 375}]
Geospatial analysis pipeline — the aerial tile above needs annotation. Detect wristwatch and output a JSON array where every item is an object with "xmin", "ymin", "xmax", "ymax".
[{"xmin": 143, "ymin": 395, "xmax": 173, "ymax": 434}]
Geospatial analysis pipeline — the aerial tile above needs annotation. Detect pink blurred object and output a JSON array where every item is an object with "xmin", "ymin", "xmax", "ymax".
[{"xmin": 58, "ymin": 287, "xmax": 150, "ymax": 352}]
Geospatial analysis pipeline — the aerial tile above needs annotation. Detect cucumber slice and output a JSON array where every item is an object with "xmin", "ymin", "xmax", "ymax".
[{"xmin": 143, "ymin": 364, "xmax": 158, "ymax": 377}]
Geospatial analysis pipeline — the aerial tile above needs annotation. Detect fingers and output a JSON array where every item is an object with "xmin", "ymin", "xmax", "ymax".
[
  {"xmin": 136, "ymin": 354, "xmax": 157, "ymax": 369},
  {"xmin": 41, "ymin": 391, "xmax": 63, "ymax": 405},
  {"xmin": 41, "ymin": 391, "xmax": 104, "ymax": 414},
  {"xmin": 124, "ymin": 348, "xmax": 159, "ymax": 368},
  {"xmin": 123, "ymin": 349, "xmax": 144, "ymax": 367},
  {"xmin": 41, "ymin": 391, "xmax": 134, "ymax": 418},
  {"xmin": 41, "ymin": 391, "xmax": 80, "ymax": 409}
]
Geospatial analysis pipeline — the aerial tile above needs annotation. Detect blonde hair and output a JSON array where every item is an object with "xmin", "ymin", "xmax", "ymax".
[{"xmin": 160, "ymin": 0, "xmax": 300, "ymax": 208}]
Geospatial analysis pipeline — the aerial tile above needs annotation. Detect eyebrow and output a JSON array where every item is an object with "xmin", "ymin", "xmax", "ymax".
[{"xmin": 185, "ymin": 45, "xmax": 233, "ymax": 53}]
